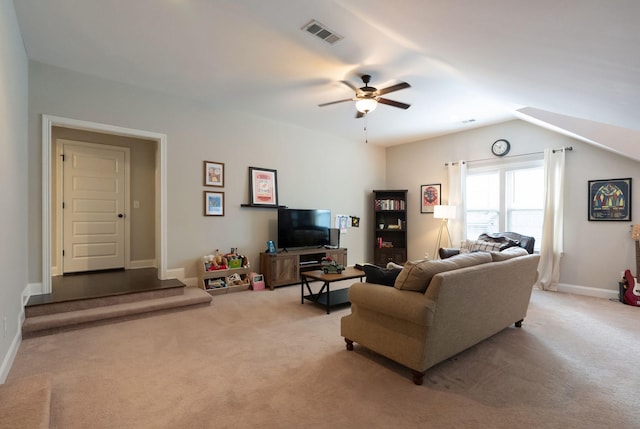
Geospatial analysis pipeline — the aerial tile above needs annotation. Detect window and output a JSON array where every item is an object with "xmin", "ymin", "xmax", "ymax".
[{"xmin": 465, "ymin": 160, "xmax": 544, "ymax": 251}]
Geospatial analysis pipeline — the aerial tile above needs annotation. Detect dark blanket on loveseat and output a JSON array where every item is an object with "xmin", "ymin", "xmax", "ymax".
[{"xmin": 439, "ymin": 231, "xmax": 535, "ymax": 259}]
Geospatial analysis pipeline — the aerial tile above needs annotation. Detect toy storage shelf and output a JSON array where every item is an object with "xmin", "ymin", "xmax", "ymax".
[{"xmin": 197, "ymin": 263, "xmax": 252, "ymax": 296}]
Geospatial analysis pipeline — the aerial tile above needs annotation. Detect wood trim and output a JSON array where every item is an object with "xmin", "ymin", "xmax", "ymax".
[{"xmin": 41, "ymin": 115, "xmax": 168, "ymax": 294}]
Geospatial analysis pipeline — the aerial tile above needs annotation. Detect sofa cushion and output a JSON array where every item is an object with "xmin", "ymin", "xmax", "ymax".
[
  {"xmin": 460, "ymin": 239, "xmax": 503, "ymax": 254},
  {"xmin": 394, "ymin": 252, "xmax": 492, "ymax": 293},
  {"xmin": 490, "ymin": 246, "xmax": 529, "ymax": 261},
  {"xmin": 362, "ymin": 264, "xmax": 402, "ymax": 286}
]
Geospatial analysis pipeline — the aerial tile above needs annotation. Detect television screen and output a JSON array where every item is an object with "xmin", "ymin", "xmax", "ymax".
[{"xmin": 277, "ymin": 208, "xmax": 331, "ymax": 249}]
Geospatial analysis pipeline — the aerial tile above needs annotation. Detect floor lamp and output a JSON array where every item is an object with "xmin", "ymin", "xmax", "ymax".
[{"xmin": 433, "ymin": 205, "xmax": 457, "ymax": 259}]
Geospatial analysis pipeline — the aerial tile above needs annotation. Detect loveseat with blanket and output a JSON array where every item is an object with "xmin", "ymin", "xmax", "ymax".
[
  {"xmin": 341, "ymin": 248, "xmax": 540, "ymax": 385},
  {"xmin": 439, "ymin": 231, "xmax": 535, "ymax": 259}
]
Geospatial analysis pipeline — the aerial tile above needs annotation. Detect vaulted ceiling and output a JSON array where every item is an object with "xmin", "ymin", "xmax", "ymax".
[{"xmin": 12, "ymin": 0, "xmax": 640, "ymax": 158}]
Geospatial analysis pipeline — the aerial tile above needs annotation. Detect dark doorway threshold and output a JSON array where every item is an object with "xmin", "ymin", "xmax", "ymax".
[{"xmin": 27, "ymin": 268, "xmax": 184, "ymax": 306}]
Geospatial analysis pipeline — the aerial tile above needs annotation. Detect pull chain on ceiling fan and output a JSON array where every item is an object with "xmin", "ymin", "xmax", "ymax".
[{"xmin": 319, "ymin": 74, "xmax": 411, "ymax": 118}]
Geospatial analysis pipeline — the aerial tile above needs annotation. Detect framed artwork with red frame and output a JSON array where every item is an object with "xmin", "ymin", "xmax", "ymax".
[
  {"xmin": 420, "ymin": 184, "xmax": 441, "ymax": 214},
  {"xmin": 248, "ymin": 167, "xmax": 278, "ymax": 207}
]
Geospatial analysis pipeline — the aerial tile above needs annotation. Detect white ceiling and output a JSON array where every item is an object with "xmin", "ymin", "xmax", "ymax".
[{"xmin": 12, "ymin": 0, "xmax": 640, "ymax": 155}]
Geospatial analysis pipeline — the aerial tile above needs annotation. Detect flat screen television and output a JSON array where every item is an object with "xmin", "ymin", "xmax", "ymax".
[{"xmin": 277, "ymin": 208, "xmax": 331, "ymax": 249}]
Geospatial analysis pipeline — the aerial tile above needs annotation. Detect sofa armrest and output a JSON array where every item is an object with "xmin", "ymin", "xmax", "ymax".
[{"xmin": 348, "ymin": 282, "xmax": 435, "ymax": 326}]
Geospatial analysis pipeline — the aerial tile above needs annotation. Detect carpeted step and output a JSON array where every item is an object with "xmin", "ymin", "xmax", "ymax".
[
  {"xmin": 22, "ymin": 287, "xmax": 212, "ymax": 338},
  {"xmin": 25, "ymin": 285, "xmax": 185, "ymax": 318},
  {"xmin": 0, "ymin": 373, "xmax": 53, "ymax": 429}
]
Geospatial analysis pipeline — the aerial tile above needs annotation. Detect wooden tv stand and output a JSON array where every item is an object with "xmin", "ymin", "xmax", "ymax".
[{"xmin": 260, "ymin": 247, "xmax": 347, "ymax": 290}]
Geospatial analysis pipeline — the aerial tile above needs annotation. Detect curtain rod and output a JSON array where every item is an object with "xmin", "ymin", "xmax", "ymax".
[{"xmin": 445, "ymin": 146, "xmax": 572, "ymax": 166}]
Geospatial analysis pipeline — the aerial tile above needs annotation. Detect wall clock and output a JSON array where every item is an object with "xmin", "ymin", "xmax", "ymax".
[{"xmin": 491, "ymin": 139, "xmax": 511, "ymax": 157}]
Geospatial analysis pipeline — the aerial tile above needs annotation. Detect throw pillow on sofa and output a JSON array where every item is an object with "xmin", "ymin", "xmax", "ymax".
[
  {"xmin": 460, "ymin": 239, "xmax": 503, "ymax": 254},
  {"xmin": 394, "ymin": 252, "xmax": 492, "ymax": 293},
  {"xmin": 362, "ymin": 264, "xmax": 402, "ymax": 286}
]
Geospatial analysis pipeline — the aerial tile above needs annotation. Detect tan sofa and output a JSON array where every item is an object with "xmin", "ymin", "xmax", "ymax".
[{"xmin": 341, "ymin": 251, "xmax": 540, "ymax": 384}]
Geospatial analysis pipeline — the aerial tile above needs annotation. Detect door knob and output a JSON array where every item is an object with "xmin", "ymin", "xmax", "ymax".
[{"xmin": 118, "ymin": 214, "xmax": 124, "ymax": 218}]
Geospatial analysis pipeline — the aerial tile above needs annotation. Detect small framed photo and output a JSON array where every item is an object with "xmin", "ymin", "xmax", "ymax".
[
  {"xmin": 204, "ymin": 161, "xmax": 224, "ymax": 187},
  {"xmin": 588, "ymin": 178, "xmax": 631, "ymax": 221},
  {"xmin": 249, "ymin": 167, "xmax": 278, "ymax": 207},
  {"xmin": 336, "ymin": 214, "xmax": 350, "ymax": 232},
  {"xmin": 421, "ymin": 184, "xmax": 441, "ymax": 214},
  {"xmin": 204, "ymin": 191, "xmax": 224, "ymax": 216}
]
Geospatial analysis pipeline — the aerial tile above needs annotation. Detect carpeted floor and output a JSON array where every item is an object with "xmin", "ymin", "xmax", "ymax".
[{"xmin": 7, "ymin": 283, "xmax": 640, "ymax": 429}]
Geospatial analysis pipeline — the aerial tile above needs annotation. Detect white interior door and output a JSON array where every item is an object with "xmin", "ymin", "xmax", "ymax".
[{"xmin": 62, "ymin": 142, "xmax": 127, "ymax": 273}]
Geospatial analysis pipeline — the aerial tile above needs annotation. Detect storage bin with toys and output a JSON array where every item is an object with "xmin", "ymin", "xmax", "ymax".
[{"xmin": 198, "ymin": 248, "xmax": 253, "ymax": 295}]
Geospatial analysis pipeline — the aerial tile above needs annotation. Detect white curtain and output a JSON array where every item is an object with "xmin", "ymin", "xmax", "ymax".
[
  {"xmin": 536, "ymin": 148, "xmax": 565, "ymax": 291},
  {"xmin": 447, "ymin": 161, "xmax": 467, "ymax": 247}
]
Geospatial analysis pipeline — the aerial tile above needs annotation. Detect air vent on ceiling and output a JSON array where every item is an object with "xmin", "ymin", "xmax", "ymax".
[{"xmin": 301, "ymin": 20, "xmax": 343, "ymax": 45}]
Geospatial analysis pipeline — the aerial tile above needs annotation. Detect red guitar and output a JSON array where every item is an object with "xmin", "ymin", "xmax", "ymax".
[{"xmin": 623, "ymin": 269, "xmax": 640, "ymax": 307}]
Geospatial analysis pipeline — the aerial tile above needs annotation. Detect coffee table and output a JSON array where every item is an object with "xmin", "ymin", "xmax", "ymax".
[{"xmin": 301, "ymin": 267, "xmax": 365, "ymax": 314}]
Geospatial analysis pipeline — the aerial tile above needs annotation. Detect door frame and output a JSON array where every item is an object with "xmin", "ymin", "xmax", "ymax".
[
  {"xmin": 42, "ymin": 115, "xmax": 168, "ymax": 294},
  {"xmin": 55, "ymin": 140, "xmax": 131, "ymax": 275}
]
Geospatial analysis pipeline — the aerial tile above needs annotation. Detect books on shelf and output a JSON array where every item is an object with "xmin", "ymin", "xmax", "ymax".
[
  {"xmin": 374, "ymin": 199, "xmax": 405, "ymax": 211},
  {"xmin": 376, "ymin": 237, "xmax": 394, "ymax": 248}
]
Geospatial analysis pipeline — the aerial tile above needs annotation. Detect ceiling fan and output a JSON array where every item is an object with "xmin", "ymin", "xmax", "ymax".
[{"xmin": 318, "ymin": 74, "xmax": 411, "ymax": 118}]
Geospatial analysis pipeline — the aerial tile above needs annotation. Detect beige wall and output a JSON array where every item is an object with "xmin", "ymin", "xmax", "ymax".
[
  {"xmin": 27, "ymin": 62, "xmax": 639, "ymax": 294},
  {"xmin": 0, "ymin": 0, "xmax": 29, "ymax": 381},
  {"xmin": 6, "ymin": 0, "xmax": 635, "ymax": 386},
  {"xmin": 50, "ymin": 127, "xmax": 157, "ymax": 268},
  {"xmin": 386, "ymin": 119, "xmax": 640, "ymax": 294},
  {"xmin": 28, "ymin": 62, "xmax": 386, "ymax": 283}
]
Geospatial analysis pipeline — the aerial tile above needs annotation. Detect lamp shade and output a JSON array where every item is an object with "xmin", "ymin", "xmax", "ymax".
[
  {"xmin": 433, "ymin": 205, "xmax": 456, "ymax": 220},
  {"xmin": 355, "ymin": 98, "xmax": 377, "ymax": 113}
]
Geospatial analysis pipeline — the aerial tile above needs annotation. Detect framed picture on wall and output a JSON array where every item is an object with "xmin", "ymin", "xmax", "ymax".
[
  {"xmin": 204, "ymin": 191, "xmax": 224, "ymax": 216},
  {"xmin": 204, "ymin": 161, "xmax": 224, "ymax": 187},
  {"xmin": 248, "ymin": 167, "xmax": 278, "ymax": 207},
  {"xmin": 588, "ymin": 178, "xmax": 631, "ymax": 221},
  {"xmin": 420, "ymin": 184, "xmax": 441, "ymax": 213}
]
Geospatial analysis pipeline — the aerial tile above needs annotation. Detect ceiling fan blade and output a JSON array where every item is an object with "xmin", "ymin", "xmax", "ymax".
[
  {"xmin": 318, "ymin": 98, "xmax": 354, "ymax": 107},
  {"xmin": 377, "ymin": 82, "xmax": 411, "ymax": 95},
  {"xmin": 341, "ymin": 80, "xmax": 359, "ymax": 92},
  {"xmin": 378, "ymin": 98, "xmax": 411, "ymax": 109},
  {"xmin": 355, "ymin": 110, "xmax": 365, "ymax": 119}
]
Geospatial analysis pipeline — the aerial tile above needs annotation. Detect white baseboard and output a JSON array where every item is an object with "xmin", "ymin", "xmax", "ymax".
[
  {"xmin": 22, "ymin": 282, "xmax": 33, "ymax": 313},
  {"xmin": 556, "ymin": 283, "xmax": 619, "ymax": 300},
  {"xmin": 129, "ymin": 259, "xmax": 156, "ymax": 270},
  {"xmin": 164, "ymin": 267, "xmax": 184, "ymax": 281},
  {"xmin": 0, "ymin": 284, "xmax": 28, "ymax": 384},
  {"xmin": 51, "ymin": 259, "xmax": 156, "ymax": 275},
  {"xmin": 25, "ymin": 282, "xmax": 43, "ymax": 300},
  {"xmin": 0, "ymin": 328, "xmax": 22, "ymax": 384}
]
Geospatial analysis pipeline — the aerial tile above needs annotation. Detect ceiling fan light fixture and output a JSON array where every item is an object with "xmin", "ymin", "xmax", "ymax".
[
  {"xmin": 318, "ymin": 74, "xmax": 410, "ymax": 117},
  {"xmin": 356, "ymin": 98, "xmax": 377, "ymax": 113}
]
